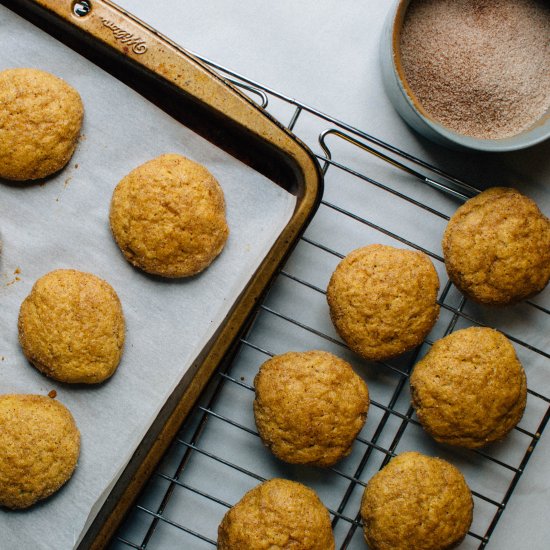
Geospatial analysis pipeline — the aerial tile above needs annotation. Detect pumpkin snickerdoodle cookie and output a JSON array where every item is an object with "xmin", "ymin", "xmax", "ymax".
[
  {"xmin": 442, "ymin": 187, "xmax": 550, "ymax": 306},
  {"xmin": 361, "ymin": 452, "xmax": 473, "ymax": 550},
  {"xmin": 0, "ymin": 394, "xmax": 80, "ymax": 509},
  {"xmin": 410, "ymin": 327, "xmax": 527, "ymax": 448},
  {"xmin": 327, "ymin": 244, "xmax": 440, "ymax": 361},
  {"xmin": 0, "ymin": 68, "xmax": 83, "ymax": 181},
  {"xmin": 254, "ymin": 350, "xmax": 369, "ymax": 467},
  {"xmin": 19, "ymin": 269, "xmax": 125, "ymax": 384},
  {"xmin": 218, "ymin": 478, "xmax": 335, "ymax": 550},
  {"xmin": 109, "ymin": 154, "xmax": 229, "ymax": 278}
]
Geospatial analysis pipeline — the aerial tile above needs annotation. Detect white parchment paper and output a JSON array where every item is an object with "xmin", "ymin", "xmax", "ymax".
[{"xmin": 0, "ymin": 6, "xmax": 296, "ymax": 549}]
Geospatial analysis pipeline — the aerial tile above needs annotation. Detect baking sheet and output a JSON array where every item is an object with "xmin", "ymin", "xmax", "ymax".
[{"xmin": 0, "ymin": 6, "xmax": 296, "ymax": 549}]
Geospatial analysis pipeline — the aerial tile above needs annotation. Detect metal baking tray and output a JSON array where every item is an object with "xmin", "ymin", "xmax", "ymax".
[{"xmin": 2, "ymin": 1, "xmax": 322, "ymax": 548}]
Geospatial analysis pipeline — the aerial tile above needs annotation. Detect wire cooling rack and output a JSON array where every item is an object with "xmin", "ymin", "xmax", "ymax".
[{"xmin": 112, "ymin": 56, "xmax": 550, "ymax": 550}]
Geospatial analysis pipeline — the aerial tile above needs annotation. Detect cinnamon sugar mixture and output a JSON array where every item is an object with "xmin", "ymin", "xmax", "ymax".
[{"xmin": 399, "ymin": 0, "xmax": 550, "ymax": 139}]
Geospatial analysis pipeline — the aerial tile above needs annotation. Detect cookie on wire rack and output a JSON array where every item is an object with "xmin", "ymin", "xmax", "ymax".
[
  {"xmin": 218, "ymin": 478, "xmax": 335, "ymax": 550},
  {"xmin": 442, "ymin": 187, "xmax": 550, "ymax": 306},
  {"xmin": 254, "ymin": 350, "xmax": 369, "ymax": 467},
  {"xmin": 327, "ymin": 244, "xmax": 440, "ymax": 361},
  {"xmin": 410, "ymin": 326, "xmax": 527, "ymax": 448}
]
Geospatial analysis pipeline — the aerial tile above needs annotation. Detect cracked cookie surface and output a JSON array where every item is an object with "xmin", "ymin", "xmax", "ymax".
[
  {"xmin": 19, "ymin": 269, "xmax": 125, "ymax": 384},
  {"xmin": 218, "ymin": 478, "xmax": 335, "ymax": 550},
  {"xmin": 361, "ymin": 452, "xmax": 473, "ymax": 550},
  {"xmin": 109, "ymin": 154, "xmax": 229, "ymax": 278},
  {"xmin": 442, "ymin": 187, "xmax": 550, "ymax": 305},
  {"xmin": 254, "ymin": 350, "xmax": 369, "ymax": 467},
  {"xmin": 0, "ymin": 394, "xmax": 80, "ymax": 509},
  {"xmin": 410, "ymin": 327, "xmax": 526, "ymax": 448},
  {"xmin": 0, "ymin": 68, "xmax": 83, "ymax": 181},
  {"xmin": 327, "ymin": 244, "xmax": 440, "ymax": 361}
]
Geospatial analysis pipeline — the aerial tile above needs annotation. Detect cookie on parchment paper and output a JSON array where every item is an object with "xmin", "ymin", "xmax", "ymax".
[
  {"xmin": 19, "ymin": 269, "xmax": 125, "ymax": 384},
  {"xmin": 0, "ymin": 394, "xmax": 80, "ymax": 509},
  {"xmin": 109, "ymin": 154, "xmax": 229, "ymax": 278},
  {"xmin": 0, "ymin": 68, "xmax": 83, "ymax": 181}
]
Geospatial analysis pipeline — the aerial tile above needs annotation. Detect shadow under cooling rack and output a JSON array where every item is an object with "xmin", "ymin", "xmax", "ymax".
[{"xmin": 112, "ymin": 57, "xmax": 550, "ymax": 550}]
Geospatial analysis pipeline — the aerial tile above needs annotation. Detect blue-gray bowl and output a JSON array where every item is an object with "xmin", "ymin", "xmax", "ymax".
[{"xmin": 380, "ymin": 0, "xmax": 550, "ymax": 152}]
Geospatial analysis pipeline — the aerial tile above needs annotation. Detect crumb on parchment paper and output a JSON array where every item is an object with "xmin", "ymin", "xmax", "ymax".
[{"xmin": 4, "ymin": 267, "xmax": 22, "ymax": 287}]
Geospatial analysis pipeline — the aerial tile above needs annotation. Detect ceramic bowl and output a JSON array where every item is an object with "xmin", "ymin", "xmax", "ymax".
[{"xmin": 380, "ymin": 0, "xmax": 550, "ymax": 152}]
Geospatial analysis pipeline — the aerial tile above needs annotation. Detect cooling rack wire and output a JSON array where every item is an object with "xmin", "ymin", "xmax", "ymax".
[{"xmin": 112, "ymin": 56, "xmax": 550, "ymax": 550}]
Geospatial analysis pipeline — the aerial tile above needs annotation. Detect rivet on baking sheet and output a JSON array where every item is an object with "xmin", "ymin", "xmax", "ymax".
[{"xmin": 73, "ymin": 0, "xmax": 91, "ymax": 17}]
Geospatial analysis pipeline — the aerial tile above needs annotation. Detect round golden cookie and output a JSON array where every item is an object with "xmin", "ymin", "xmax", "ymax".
[
  {"xmin": 361, "ymin": 452, "xmax": 473, "ymax": 550},
  {"xmin": 218, "ymin": 478, "xmax": 335, "ymax": 550},
  {"xmin": 410, "ymin": 327, "xmax": 527, "ymax": 448},
  {"xmin": 19, "ymin": 269, "xmax": 125, "ymax": 384},
  {"xmin": 0, "ymin": 394, "xmax": 80, "ymax": 509},
  {"xmin": 254, "ymin": 350, "xmax": 369, "ymax": 467},
  {"xmin": 109, "ymin": 154, "xmax": 229, "ymax": 277},
  {"xmin": 442, "ymin": 187, "xmax": 550, "ymax": 306},
  {"xmin": 327, "ymin": 244, "xmax": 440, "ymax": 361},
  {"xmin": 0, "ymin": 68, "xmax": 83, "ymax": 181}
]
